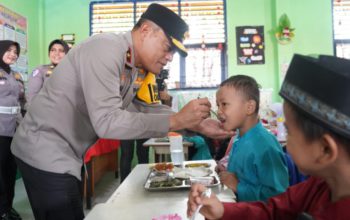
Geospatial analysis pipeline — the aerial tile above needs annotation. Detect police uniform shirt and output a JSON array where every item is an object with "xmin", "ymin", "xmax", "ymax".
[
  {"xmin": 11, "ymin": 32, "xmax": 173, "ymax": 179},
  {"xmin": 0, "ymin": 68, "xmax": 21, "ymax": 137},
  {"xmin": 27, "ymin": 64, "xmax": 54, "ymax": 103}
]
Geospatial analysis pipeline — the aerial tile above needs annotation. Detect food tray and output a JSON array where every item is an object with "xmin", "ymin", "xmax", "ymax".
[{"xmin": 144, "ymin": 168, "xmax": 220, "ymax": 191}]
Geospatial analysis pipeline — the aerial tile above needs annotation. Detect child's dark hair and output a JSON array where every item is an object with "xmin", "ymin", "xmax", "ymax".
[
  {"xmin": 285, "ymin": 100, "xmax": 350, "ymax": 155},
  {"xmin": 220, "ymin": 75, "xmax": 261, "ymax": 114}
]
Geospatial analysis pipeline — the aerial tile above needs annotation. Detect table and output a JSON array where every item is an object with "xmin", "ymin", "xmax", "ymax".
[
  {"xmin": 85, "ymin": 160, "xmax": 235, "ymax": 220},
  {"xmin": 143, "ymin": 138, "xmax": 193, "ymax": 162}
]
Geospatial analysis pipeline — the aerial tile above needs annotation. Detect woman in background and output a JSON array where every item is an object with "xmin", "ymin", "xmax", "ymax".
[
  {"xmin": 27, "ymin": 39, "xmax": 69, "ymax": 104},
  {"xmin": 0, "ymin": 40, "xmax": 22, "ymax": 220}
]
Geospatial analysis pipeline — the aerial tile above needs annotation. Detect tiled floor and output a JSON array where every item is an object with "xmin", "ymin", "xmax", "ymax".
[{"xmin": 13, "ymin": 172, "xmax": 121, "ymax": 220}]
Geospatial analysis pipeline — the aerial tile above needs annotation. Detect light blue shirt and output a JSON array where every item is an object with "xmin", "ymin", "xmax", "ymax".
[{"xmin": 227, "ymin": 121, "xmax": 288, "ymax": 202}]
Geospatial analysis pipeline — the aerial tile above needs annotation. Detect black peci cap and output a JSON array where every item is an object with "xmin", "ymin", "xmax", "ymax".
[
  {"xmin": 141, "ymin": 3, "xmax": 189, "ymax": 57},
  {"xmin": 279, "ymin": 54, "xmax": 350, "ymax": 138}
]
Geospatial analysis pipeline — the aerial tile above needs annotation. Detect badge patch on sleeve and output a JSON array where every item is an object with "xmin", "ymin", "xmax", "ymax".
[{"xmin": 32, "ymin": 69, "xmax": 39, "ymax": 77}]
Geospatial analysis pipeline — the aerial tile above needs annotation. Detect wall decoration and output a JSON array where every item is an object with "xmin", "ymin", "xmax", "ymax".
[
  {"xmin": 61, "ymin": 33, "xmax": 75, "ymax": 48},
  {"xmin": 275, "ymin": 14, "xmax": 295, "ymax": 45},
  {"xmin": 236, "ymin": 26, "xmax": 265, "ymax": 65},
  {"xmin": 0, "ymin": 4, "xmax": 28, "ymax": 80}
]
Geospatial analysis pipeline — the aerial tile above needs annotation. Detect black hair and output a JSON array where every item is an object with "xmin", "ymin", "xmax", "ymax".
[
  {"xmin": 0, "ymin": 40, "xmax": 20, "ymax": 74},
  {"xmin": 133, "ymin": 18, "xmax": 161, "ymax": 32},
  {"xmin": 285, "ymin": 100, "xmax": 350, "ymax": 155},
  {"xmin": 133, "ymin": 18, "xmax": 146, "ymax": 30},
  {"xmin": 48, "ymin": 39, "xmax": 69, "ymax": 54},
  {"xmin": 220, "ymin": 75, "xmax": 261, "ymax": 114}
]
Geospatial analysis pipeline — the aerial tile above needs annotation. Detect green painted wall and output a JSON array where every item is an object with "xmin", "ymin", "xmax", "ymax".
[
  {"xmin": 226, "ymin": 0, "xmax": 279, "ymax": 100},
  {"xmin": 1, "ymin": 0, "xmax": 44, "ymax": 72},
  {"xmin": 226, "ymin": 0, "xmax": 334, "ymax": 101},
  {"xmin": 42, "ymin": 0, "xmax": 91, "ymax": 64},
  {"xmin": 2, "ymin": 0, "xmax": 334, "ymax": 101},
  {"xmin": 274, "ymin": 0, "xmax": 334, "ymax": 87}
]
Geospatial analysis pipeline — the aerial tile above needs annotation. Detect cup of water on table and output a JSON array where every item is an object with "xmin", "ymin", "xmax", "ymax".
[{"xmin": 169, "ymin": 135, "xmax": 184, "ymax": 166}]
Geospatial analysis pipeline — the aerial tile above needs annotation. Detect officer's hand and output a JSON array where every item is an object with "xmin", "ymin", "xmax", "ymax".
[
  {"xmin": 169, "ymin": 98, "xmax": 210, "ymax": 131},
  {"xmin": 193, "ymin": 118, "xmax": 235, "ymax": 139},
  {"xmin": 159, "ymin": 91, "xmax": 171, "ymax": 101}
]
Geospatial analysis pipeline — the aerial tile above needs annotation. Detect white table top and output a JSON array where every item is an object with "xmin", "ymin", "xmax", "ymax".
[{"xmin": 85, "ymin": 160, "xmax": 235, "ymax": 220}]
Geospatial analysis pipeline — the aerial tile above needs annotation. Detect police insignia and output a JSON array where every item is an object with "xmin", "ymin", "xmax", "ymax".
[
  {"xmin": 126, "ymin": 48, "xmax": 132, "ymax": 63},
  {"xmin": 32, "ymin": 69, "xmax": 39, "ymax": 77}
]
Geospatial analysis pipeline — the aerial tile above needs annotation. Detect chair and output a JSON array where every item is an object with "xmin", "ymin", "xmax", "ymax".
[{"xmin": 283, "ymin": 147, "xmax": 307, "ymax": 186}]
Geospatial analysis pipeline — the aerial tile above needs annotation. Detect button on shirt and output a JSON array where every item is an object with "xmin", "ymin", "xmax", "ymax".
[{"xmin": 227, "ymin": 121, "xmax": 289, "ymax": 202}]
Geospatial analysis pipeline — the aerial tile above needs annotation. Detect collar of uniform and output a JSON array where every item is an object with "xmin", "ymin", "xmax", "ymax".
[
  {"xmin": 125, "ymin": 31, "xmax": 136, "ymax": 69},
  {"xmin": 236, "ymin": 121, "xmax": 263, "ymax": 140}
]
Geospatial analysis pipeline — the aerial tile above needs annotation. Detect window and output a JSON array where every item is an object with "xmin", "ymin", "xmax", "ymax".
[
  {"xmin": 90, "ymin": 0, "xmax": 227, "ymax": 89},
  {"xmin": 333, "ymin": 0, "xmax": 350, "ymax": 59}
]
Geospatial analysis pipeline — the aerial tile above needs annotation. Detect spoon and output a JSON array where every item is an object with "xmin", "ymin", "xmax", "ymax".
[
  {"xmin": 190, "ymin": 188, "xmax": 212, "ymax": 220},
  {"xmin": 197, "ymin": 95, "xmax": 218, "ymax": 119}
]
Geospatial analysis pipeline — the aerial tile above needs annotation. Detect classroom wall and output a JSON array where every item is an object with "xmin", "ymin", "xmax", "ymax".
[
  {"xmin": 1, "ymin": 0, "xmax": 44, "ymax": 72},
  {"xmin": 42, "ymin": 0, "xmax": 91, "ymax": 60},
  {"xmin": 226, "ymin": 0, "xmax": 334, "ymax": 101},
  {"xmin": 2, "ymin": 0, "xmax": 334, "ymax": 102}
]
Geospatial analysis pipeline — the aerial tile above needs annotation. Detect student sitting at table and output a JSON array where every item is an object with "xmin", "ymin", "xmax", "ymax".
[
  {"xmin": 185, "ymin": 134, "xmax": 213, "ymax": 161},
  {"xmin": 215, "ymin": 75, "xmax": 289, "ymax": 202},
  {"xmin": 187, "ymin": 54, "xmax": 350, "ymax": 220}
]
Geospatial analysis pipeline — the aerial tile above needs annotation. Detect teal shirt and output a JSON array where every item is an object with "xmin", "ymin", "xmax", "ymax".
[
  {"xmin": 185, "ymin": 136, "xmax": 212, "ymax": 161},
  {"xmin": 227, "ymin": 121, "xmax": 288, "ymax": 202}
]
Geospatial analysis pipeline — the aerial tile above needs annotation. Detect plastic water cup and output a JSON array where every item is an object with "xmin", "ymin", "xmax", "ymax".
[{"xmin": 169, "ymin": 135, "xmax": 184, "ymax": 166}]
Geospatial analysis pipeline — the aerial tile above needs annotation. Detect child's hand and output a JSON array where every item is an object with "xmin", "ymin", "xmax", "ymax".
[
  {"xmin": 187, "ymin": 184, "xmax": 224, "ymax": 219},
  {"xmin": 215, "ymin": 164, "xmax": 226, "ymax": 174},
  {"xmin": 219, "ymin": 171, "xmax": 239, "ymax": 192}
]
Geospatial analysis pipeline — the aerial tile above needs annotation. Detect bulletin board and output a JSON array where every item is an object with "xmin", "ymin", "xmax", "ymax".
[
  {"xmin": 236, "ymin": 26, "xmax": 265, "ymax": 65},
  {"xmin": 0, "ymin": 4, "xmax": 28, "ymax": 81}
]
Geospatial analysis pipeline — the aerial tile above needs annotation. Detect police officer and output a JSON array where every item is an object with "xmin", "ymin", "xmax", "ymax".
[
  {"xmin": 27, "ymin": 39, "xmax": 69, "ymax": 104},
  {"xmin": 0, "ymin": 40, "xmax": 22, "ymax": 220},
  {"xmin": 120, "ymin": 70, "xmax": 173, "ymax": 182},
  {"xmin": 11, "ymin": 4, "xmax": 232, "ymax": 220}
]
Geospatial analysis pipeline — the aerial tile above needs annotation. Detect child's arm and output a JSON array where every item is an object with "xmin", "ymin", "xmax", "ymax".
[
  {"xmin": 219, "ymin": 171, "xmax": 238, "ymax": 191},
  {"xmin": 189, "ymin": 177, "xmax": 318, "ymax": 220}
]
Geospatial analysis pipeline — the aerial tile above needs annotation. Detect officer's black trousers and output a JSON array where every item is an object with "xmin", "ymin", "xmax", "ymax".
[
  {"xmin": 120, "ymin": 139, "xmax": 149, "ymax": 182},
  {"xmin": 15, "ymin": 158, "xmax": 84, "ymax": 220},
  {"xmin": 0, "ymin": 136, "xmax": 16, "ymax": 216}
]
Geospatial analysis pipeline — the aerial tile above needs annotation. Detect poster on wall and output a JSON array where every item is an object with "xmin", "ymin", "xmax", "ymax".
[
  {"xmin": 0, "ymin": 4, "xmax": 28, "ymax": 81},
  {"xmin": 236, "ymin": 26, "xmax": 265, "ymax": 65}
]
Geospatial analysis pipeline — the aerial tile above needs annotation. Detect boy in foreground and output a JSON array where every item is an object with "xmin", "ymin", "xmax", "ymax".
[{"xmin": 187, "ymin": 54, "xmax": 350, "ymax": 219}]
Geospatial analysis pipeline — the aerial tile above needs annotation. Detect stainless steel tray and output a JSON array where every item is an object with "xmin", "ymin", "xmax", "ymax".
[{"xmin": 144, "ymin": 169, "xmax": 221, "ymax": 191}]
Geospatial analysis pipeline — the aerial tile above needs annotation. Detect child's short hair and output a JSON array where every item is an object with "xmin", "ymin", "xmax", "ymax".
[
  {"xmin": 220, "ymin": 75, "xmax": 261, "ymax": 114},
  {"xmin": 280, "ymin": 54, "xmax": 350, "ymax": 154},
  {"xmin": 285, "ymin": 100, "xmax": 350, "ymax": 155}
]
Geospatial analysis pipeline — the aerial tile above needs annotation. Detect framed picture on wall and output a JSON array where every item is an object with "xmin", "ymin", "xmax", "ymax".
[{"xmin": 236, "ymin": 26, "xmax": 265, "ymax": 65}]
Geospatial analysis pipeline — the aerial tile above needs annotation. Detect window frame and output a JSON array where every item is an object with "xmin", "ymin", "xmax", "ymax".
[
  {"xmin": 89, "ymin": 0, "xmax": 228, "ymax": 90},
  {"xmin": 332, "ymin": 0, "xmax": 350, "ymax": 58}
]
